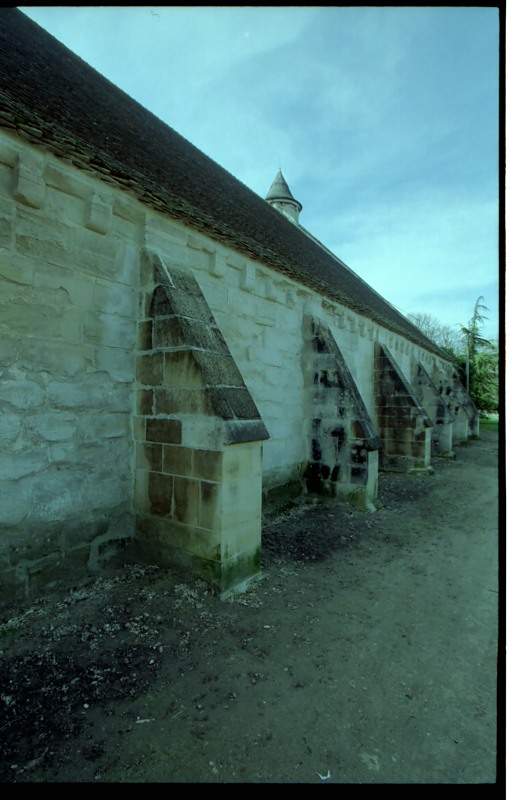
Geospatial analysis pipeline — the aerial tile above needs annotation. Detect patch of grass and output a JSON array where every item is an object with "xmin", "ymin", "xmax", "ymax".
[{"xmin": 480, "ymin": 419, "xmax": 499, "ymax": 432}]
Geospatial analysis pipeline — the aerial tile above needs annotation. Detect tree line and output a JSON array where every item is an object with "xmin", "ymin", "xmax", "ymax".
[{"xmin": 407, "ymin": 297, "xmax": 499, "ymax": 414}]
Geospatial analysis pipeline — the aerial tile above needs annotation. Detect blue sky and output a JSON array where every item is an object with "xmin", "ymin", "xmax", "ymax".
[{"xmin": 20, "ymin": 6, "xmax": 499, "ymax": 339}]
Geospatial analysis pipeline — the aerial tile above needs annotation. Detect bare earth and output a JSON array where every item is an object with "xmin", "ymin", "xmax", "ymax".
[{"xmin": 0, "ymin": 429, "xmax": 498, "ymax": 784}]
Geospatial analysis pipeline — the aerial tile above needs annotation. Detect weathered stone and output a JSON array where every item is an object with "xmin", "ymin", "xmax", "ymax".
[
  {"xmin": 83, "ymin": 310, "xmax": 136, "ymax": 348},
  {"xmin": 138, "ymin": 319, "xmax": 153, "ymax": 351},
  {"xmin": 162, "ymin": 445, "xmax": 193, "ymax": 477},
  {"xmin": 155, "ymin": 387, "xmax": 210, "ymax": 415},
  {"xmin": 136, "ymin": 352, "xmax": 163, "ymax": 385},
  {"xmin": 0, "ymin": 413, "xmax": 22, "ymax": 446},
  {"xmin": 0, "ymin": 448, "xmax": 47, "ymax": 480},
  {"xmin": 194, "ymin": 352, "xmax": 244, "ymax": 387},
  {"xmin": 192, "ymin": 449, "xmax": 223, "ymax": 481},
  {"xmin": 137, "ymin": 389, "xmax": 154, "ymax": 415},
  {"xmin": 20, "ymin": 339, "xmax": 94, "ymax": 377},
  {"xmin": 148, "ymin": 471, "xmax": 173, "ymax": 516},
  {"xmin": 146, "ymin": 418, "xmax": 182, "ymax": 444},
  {"xmin": 47, "ymin": 375, "xmax": 131, "ymax": 411},
  {"xmin": 205, "ymin": 388, "xmax": 233, "ymax": 419},
  {"xmin": 27, "ymin": 412, "xmax": 76, "ymax": 441},
  {"xmin": 94, "ymin": 281, "xmax": 137, "ymax": 319},
  {"xmin": 163, "ymin": 350, "xmax": 202, "ymax": 388},
  {"xmin": 0, "ymin": 478, "xmax": 32, "ymax": 525},
  {"xmin": 136, "ymin": 443, "xmax": 163, "ymax": 472},
  {"xmin": 224, "ymin": 419, "xmax": 269, "ymax": 444},
  {"xmin": 33, "ymin": 262, "xmax": 95, "ymax": 308},
  {"xmin": 95, "ymin": 346, "xmax": 134, "ymax": 383},
  {"xmin": 0, "ymin": 337, "xmax": 18, "ymax": 366},
  {"xmin": 86, "ymin": 193, "xmax": 112, "ymax": 234},
  {"xmin": 199, "ymin": 481, "xmax": 220, "ymax": 529},
  {"xmin": 172, "ymin": 476, "xmax": 199, "ymax": 525},
  {"xmin": 77, "ymin": 413, "xmax": 129, "ymax": 442},
  {"xmin": 225, "ymin": 387, "xmax": 261, "ymax": 420}
]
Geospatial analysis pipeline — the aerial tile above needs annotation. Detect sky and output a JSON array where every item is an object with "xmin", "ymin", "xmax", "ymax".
[{"xmin": 19, "ymin": 6, "xmax": 500, "ymax": 340}]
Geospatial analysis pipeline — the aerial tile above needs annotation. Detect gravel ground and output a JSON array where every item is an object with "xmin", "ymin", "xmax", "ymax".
[{"xmin": 0, "ymin": 428, "xmax": 499, "ymax": 783}]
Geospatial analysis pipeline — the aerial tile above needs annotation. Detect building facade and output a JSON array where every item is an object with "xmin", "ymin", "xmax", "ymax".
[{"xmin": 0, "ymin": 10, "xmax": 479, "ymax": 601}]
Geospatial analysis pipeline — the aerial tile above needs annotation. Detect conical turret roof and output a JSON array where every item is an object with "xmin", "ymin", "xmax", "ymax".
[{"xmin": 265, "ymin": 169, "xmax": 302, "ymax": 209}]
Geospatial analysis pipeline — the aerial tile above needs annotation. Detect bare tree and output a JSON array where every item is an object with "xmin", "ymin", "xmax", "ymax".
[{"xmin": 406, "ymin": 312, "xmax": 463, "ymax": 356}]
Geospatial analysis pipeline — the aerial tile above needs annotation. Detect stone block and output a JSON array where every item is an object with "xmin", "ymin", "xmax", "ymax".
[
  {"xmin": 210, "ymin": 251, "xmax": 225, "ymax": 277},
  {"xmin": 77, "ymin": 413, "xmax": 129, "ymax": 442},
  {"xmin": 95, "ymin": 346, "xmax": 134, "ymax": 383},
  {"xmin": 135, "ymin": 514, "xmax": 220, "ymax": 564},
  {"xmin": 86, "ymin": 193, "xmax": 112, "ymax": 235},
  {"xmin": 224, "ymin": 387, "xmax": 261, "ymax": 420},
  {"xmin": 155, "ymin": 387, "xmax": 210, "ymax": 416},
  {"xmin": 13, "ymin": 154, "xmax": 46, "ymax": 208},
  {"xmin": 148, "ymin": 471, "xmax": 173, "ymax": 516},
  {"xmin": 83, "ymin": 310, "xmax": 136, "ymax": 349},
  {"xmin": 0, "ymin": 301, "xmax": 80, "ymax": 342},
  {"xmin": 132, "ymin": 416, "xmax": 146, "ymax": 442},
  {"xmin": 27, "ymin": 412, "xmax": 76, "ymax": 442},
  {"xmin": 136, "ymin": 442, "xmax": 163, "ymax": 472},
  {"xmin": 136, "ymin": 352, "xmax": 164, "ymax": 385},
  {"xmin": 146, "ymin": 418, "xmax": 182, "ymax": 444},
  {"xmin": 194, "ymin": 352, "xmax": 244, "ymax": 387},
  {"xmin": 48, "ymin": 375, "xmax": 131, "ymax": 412},
  {"xmin": 0, "ymin": 413, "xmax": 22, "ymax": 447},
  {"xmin": 199, "ymin": 480, "xmax": 220, "ymax": 530},
  {"xmin": 192, "ymin": 449, "xmax": 223, "ymax": 481},
  {"xmin": 162, "ymin": 445, "xmax": 193, "ymax": 477},
  {"xmin": 0, "ymin": 448, "xmax": 48, "ymax": 480},
  {"xmin": 137, "ymin": 389, "xmax": 154, "ymax": 415},
  {"xmin": 205, "ymin": 388, "xmax": 234, "ymax": 419},
  {"xmin": 94, "ymin": 281, "xmax": 137, "ymax": 319},
  {"xmin": 222, "ymin": 442, "xmax": 262, "ymax": 480},
  {"xmin": 0, "ymin": 216, "xmax": 12, "ymax": 249},
  {"xmin": 80, "ymin": 474, "xmax": 131, "ymax": 513},
  {"xmin": 0, "ymin": 250, "xmax": 34, "ymax": 286},
  {"xmin": 114, "ymin": 241, "xmax": 139, "ymax": 286},
  {"xmin": 138, "ymin": 319, "xmax": 153, "ymax": 351},
  {"xmin": 33, "ymin": 262, "xmax": 95, "ymax": 308},
  {"xmin": 135, "ymin": 468, "xmax": 149, "ymax": 511},
  {"xmin": 0, "ymin": 337, "xmax": 18, "ymax": 366},
  {"xmin": 0, "ymin": 477, "xmax": 32, "ymax": 525},
  {"xmin": 224, "ymin": 419, "xmax": 269, "ymax": 444},
  {"xmin": 163, "ymin": 350, "xmax": 203, "ymax": 388},
  {"xmin": 172, "ymin": 476, "xmax": 200, "ymax": 525},
  {"xmin": 20, "ymin": 339, "xmax": 95, "ymax": 377},
  {"xmin": 240, "ymin": 263, "xmax": 256, "ymax": 292}
]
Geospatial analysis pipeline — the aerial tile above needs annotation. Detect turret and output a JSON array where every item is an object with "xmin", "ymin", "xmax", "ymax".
[{"xmin": 265, "ymin": 169, "xmax": 302, "ymax": 225}]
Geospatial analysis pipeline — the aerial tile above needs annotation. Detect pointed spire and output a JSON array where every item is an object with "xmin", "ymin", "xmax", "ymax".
[{"xmin": 265, "ymin": 169, "xmax": 302, "ymax": 224}]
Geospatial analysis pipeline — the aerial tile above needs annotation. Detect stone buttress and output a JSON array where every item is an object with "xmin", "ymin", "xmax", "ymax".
[
  {"xmin": 432, "ymin": 367, "xmax": 480, "ymax": 443},
  {"xmin": 413, "ymin": 362, "xmax": 455, "ymax": 457},
  {"xmin": 302, "ymin": 315, "xmax": 381, "ymax": 511},
  {"xmin": 134, "ymin": 248, "xmax": 269, "ymax": 595},
  {"xmin": 375, "ymin": 344, "xmax": 433, "ymax": 473}
]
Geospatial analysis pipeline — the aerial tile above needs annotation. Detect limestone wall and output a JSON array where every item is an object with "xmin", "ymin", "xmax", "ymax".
[
  {"xmin": 0, "ymin": 127, "xmax": 452, "ymax": 596},
  {"xmin": 0, "ymin": 132, "xmax": 139, "ymax": 597}
]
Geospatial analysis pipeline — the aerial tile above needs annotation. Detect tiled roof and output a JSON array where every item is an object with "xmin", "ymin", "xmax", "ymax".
[{"xmin": 0, "ymin": 8, "xmax": 449, "ymax": 360}]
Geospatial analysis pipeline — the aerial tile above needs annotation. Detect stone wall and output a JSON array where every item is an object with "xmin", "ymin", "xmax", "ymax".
[
  {"xmin": 0, "ymin": 127, "xmax": 457, "ymax": 598},
  {"xmin": 0, "ymin": 132, "xmax": 139, "ymax": 599}
]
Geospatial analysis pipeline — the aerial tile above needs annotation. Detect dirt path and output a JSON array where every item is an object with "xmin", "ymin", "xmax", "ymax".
[{"xmin": 0, "ymin": 429, "xmax": 498, "ymax": 783}]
